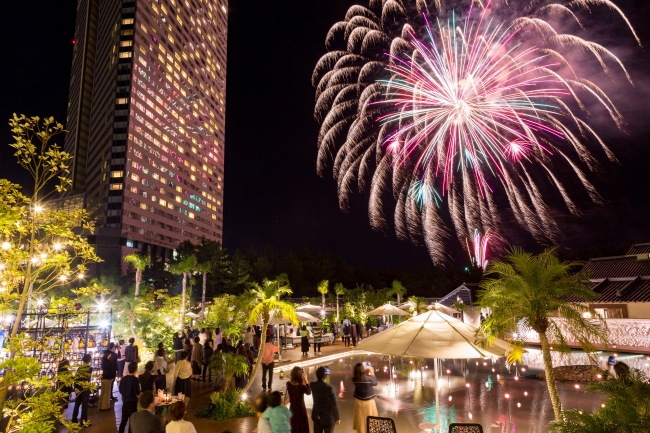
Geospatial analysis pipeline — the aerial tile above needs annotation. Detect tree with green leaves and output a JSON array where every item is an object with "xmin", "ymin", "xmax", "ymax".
[
  {"xmin": 208, "ymin": 352, "xmax": 250, "ymax": 393},
  {"xmin": 334, "ymin": 283, "xmax": 345, "ymax": 322},
  {"xmin": 388, "ymin": 280, "xmax": 407, "ymax": 306},
  {"xmin": 170, "ymin": 255, "xmax": 197, "ymax": 328},
  {"xmin": 241, "ymin": 275, "xmax": 297, "ymax": 395},
  {"xmin": 225, "ymin": 251, "xmax": 252, "ymax": 294},
  {"xmin": 317, "ymin": 279, "xmax": 329, "ymax": 308},
  {"xmin": 196, "ymin": 260, "xmax": 212, "ymax": 319},
  {"xmin": 477, "ymin": 247, "xmax": 608, "ymax": 421},
  {"xmin": 124, "ymin": 252, "xmax": 150, "ymax": 298},
  {"xmin": 407, "ymin": 296, "xmax": 428, "ymax": 315},
  {"xmin": 116, "ymin": 294, "xmax": 147, "ymax": 340},
  {"xmin": 0, "ymin": 115, "xmax": 101, "ymax": 422}
]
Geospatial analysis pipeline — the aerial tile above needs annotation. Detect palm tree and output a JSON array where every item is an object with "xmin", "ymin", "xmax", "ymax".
[
  {"xmin": 196, "ymin": 261, "xmax": 212, "ymax": 319},
  {"xmin": 407, "ymin": 296, "xmax": 427, "ymax": 315},
  {"xmin": 241, "ymin": 274, "xmax": 297, "ymax": 395},
  {"xmin": 208, "ymin": 352, "xmax": 250, "ymax": 393},
  {"xmin": 388, "ymin": 280, "xmax": 407, "ymax": 307},
  {"xmin": 170, "ymin": 255, "xmax": 197, "ymax": 328},
  {"xmin": 317, "ymin": 280, "xmax": 329, "ymax": 309},
  {"xmin": 117, "ymin": 295, "xmax": 147, "ymax": 340},
  {"xmin": 124, "ymin": 253, "xmax": 151, "ymax": 298},
  {"xmin": 477, "ymin": 247, "xmax": 608, "ymax": 421},
  {"xmin": 334, "ymin": 283, "xmax": 345, "ymax": 322}
]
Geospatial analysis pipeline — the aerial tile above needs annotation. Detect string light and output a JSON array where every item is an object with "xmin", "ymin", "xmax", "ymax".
[{"xmin": 1, "ymin": 242, "xmax": 10, "ymax": 250}]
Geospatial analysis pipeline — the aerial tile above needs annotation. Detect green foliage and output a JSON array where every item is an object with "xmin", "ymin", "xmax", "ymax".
[
  {"xmin": 195, "ymin": 389, "xmax": 255, "ymax": 421},
  {"xmin": 477, "ymin": 247, "xmax": 609, "ymax": 421},
  {"xmin": 208, "ymin": 353, "xmax": 249, "ymax": 393},
  {"xmin": 0, "ymin": 114, "xmax": 102, "ymax": 429},
  {"xmin": 198, "ymin": 294, "xmax": 249, "ymax": 341},
  {"xmin": 241, "ymin": 275, "xmax": 297, "ymax": 394},
  {"xmin": 549, "ymin": 369, "xmax": 650, "ymax": 433},
  {"xmin": 407, "ymin": 296, "xmax": 428, "ymax": 315},
  {"xmin": 478, "ymin": 247, "xmax": 607, "ymax": 356},
  {"xmin": 388, "ymin": 280, "xmax": 407, "ymax": 305}
]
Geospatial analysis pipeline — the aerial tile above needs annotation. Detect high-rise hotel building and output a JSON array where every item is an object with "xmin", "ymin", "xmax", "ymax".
[{"xmin": 64, "ymin": 0, "xmax": 227, "ymax": 269}]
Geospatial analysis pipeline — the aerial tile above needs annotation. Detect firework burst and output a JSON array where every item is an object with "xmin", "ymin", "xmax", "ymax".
[{"xmin": 313, "ymin": 0, "xmax": 639, "ymax": 263}]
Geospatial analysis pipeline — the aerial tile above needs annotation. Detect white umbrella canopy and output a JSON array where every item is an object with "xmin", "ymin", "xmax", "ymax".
[
  {"xmin": 366, "ymin": 304, "xmax": 410, "ymax": 316},
  {"xmin": 295, "ymin": 303, "xmax": 334, "ymax": 313},
  {"xmin": 296, "ymin": 312, "xmax": 321, "ymax": 323},
  {"xmin": 358, "ymin": 309, "xmax": 510, "ymax": 432},
  {"xmin": 358, "ymin": 309, "xmax": 508, "ymax": 358}
]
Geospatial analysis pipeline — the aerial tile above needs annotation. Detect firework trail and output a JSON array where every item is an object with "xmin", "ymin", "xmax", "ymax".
[
  {"xmin": 313, "ymin": 0, "xmax": 639, "ymax": 263},
  {"xmin": 466, "ymin": 229, "xmax": 491, "ymax": 271}
]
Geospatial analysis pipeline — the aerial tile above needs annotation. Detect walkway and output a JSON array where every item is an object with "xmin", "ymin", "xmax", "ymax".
[{"xmin": 60, "ymin": 339, "xmax": 354, "ymax": 432}]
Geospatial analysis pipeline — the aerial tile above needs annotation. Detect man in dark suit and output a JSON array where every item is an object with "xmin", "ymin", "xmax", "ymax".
[
  {"xmin": 129, "ymin": 391, "xmax": 163, "ymax": 433},
  {"xmin": 310, "ymin": 366, "xmax": 340, "ymax": 433}
]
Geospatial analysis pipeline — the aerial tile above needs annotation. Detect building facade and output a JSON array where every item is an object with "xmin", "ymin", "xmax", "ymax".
[{"xmin": 64, "ymin": 0, "xmax": 228, "ymax": 270}]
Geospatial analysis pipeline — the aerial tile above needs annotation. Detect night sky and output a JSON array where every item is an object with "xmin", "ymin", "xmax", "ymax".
[{"xmin": 1, "ymin": 1, "xmax": 649, "ymax": 271}]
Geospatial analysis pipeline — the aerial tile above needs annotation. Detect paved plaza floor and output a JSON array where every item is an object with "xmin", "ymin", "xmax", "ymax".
[{"xmin": 57, "ymin": 338, "xmax": 608, "ymax": 433}]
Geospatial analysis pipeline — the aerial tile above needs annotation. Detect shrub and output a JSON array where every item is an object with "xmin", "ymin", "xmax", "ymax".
[{"xmin": 194, "ymin": 390, "xmax": 255, "ymax": 421}]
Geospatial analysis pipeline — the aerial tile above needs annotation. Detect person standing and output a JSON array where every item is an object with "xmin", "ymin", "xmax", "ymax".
[
  {"xmin": 356, "ymin": 322, "xmax": 364, "ymax": 341},
  {"xmin": 165, "ymin": 401, "xmax": 197, "ymax": 433},
  {"xmin": 254, "ymin": 326, "xmax": 262, "ymax": 348},
  {"xmin": 311, "ymin": 367, "xmax": 340, "ymax": 433},
  {"xmin": 253, "ymin": 393, "xmax": 272, "ymax": 433},
  {"xmin": 109, "ymin": 342, "xmax": 119, "ymax": 399},
  {"xmin": 350, "ymin": 321, "xmax": 358, "ymax": 347},
  {"xmin": 214, "ymin": 327, "xmax": 223, "ymax": 348},
  {"xmin": 202, "ymin": 340, "xmax": 214, "ymax": 382},
  {"xmin": 174, "ymin": 351, "xmax": 193, "ymax": 399},
  {"xmin": 198, "ymin": 328, "xmax": 208, "ymax": 346},
  {"xmin": 139, "ymin": 361, "xmax": 156, "ymax": 392},
  {"xmin": 261, "ymin": 336, "xmax": 276, "ymax": 391},
  {"xmin": 190, "ymin": 336, "xmax": 203, "ymax": 381},
  {"xmin": 128, "ymin": 391, "xmax": 164, "ymax": 433},
  {"xmin": 352, "ymin": 363, "xmax": 378, "ymax": 433},
  {"xmin": 244, "ymin": 326, "xmax": 255, "ymax": 347},
  {"xmin": 100, "ymin": 350, "xmax": 116, "ymax": 410},
  {"xmin": 119, "ymin": 362, "xmax": 141, "ymax": 433},
  {"xmin": 286, "ymin": 366, "xmax": 312, "ymax": 433},
  {"xmin": 312, "ymin": 323, "xmax": 323, "ymax": 356},
  {"xmin": 342, "ymin": 321, "xmax": 350, "ymax": 347},
  {"xmin": 71, "ymin": 354, "xmax": 92, "ymax": 425},
  {"xmin": 117, "ymin": 339, "xmax": 127, "ymax": 379},
  {"xmin": 123, "ymin": 338, "xmax": 140, "ymax": 376},
  {"xmin": 173, "ymin": 331, "xmax": 184, "ymax": 362},
  {"xmin": 279, "ymin": 324, "xmax": 286, "ymax": 349},
  {"xmin": 300, "ymin": 326, "xmax": 310, "ymax": 357},
  {"xmin": 154, "ymin": 348, "xmax": 169, "ymax": 391}
]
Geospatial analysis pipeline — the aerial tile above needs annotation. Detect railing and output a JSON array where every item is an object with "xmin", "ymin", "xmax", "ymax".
[{"xmin": 517, "ymin": 318, "xmax": 650, "ymax": 352}]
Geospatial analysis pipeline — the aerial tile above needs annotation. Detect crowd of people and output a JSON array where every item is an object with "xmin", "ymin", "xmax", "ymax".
[{"xmin": 59, "ymin": 322, "xmax": 383, "ymax": 433}]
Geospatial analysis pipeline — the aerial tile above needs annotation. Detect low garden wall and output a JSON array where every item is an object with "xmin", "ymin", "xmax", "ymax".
[{"xmin": 536, "ymin": 365, "xmax": 604, "ymax": 382}]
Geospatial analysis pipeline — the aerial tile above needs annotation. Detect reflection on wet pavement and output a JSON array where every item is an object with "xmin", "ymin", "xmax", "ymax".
[{"xmin": 271, "ymin": 350, "xmax": 613, "ymax": 433}]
